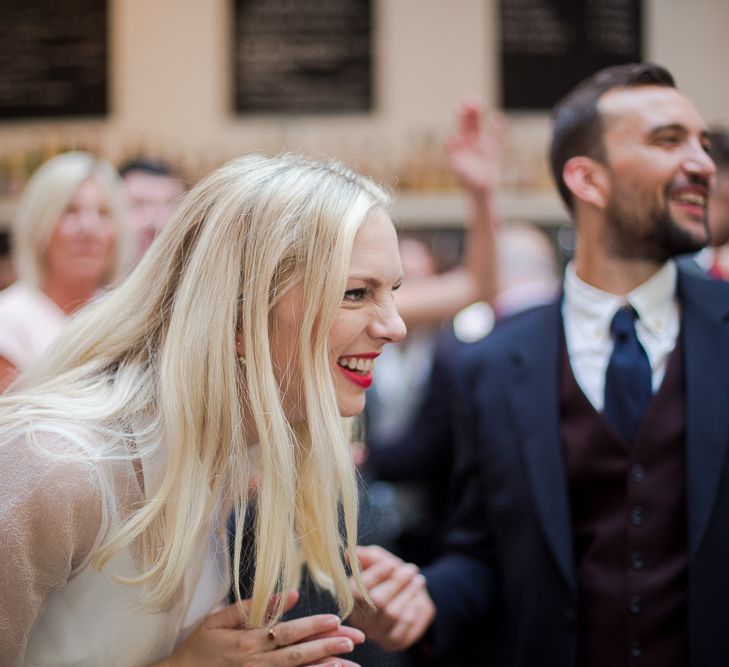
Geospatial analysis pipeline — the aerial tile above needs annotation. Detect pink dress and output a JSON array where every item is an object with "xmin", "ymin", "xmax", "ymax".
[{"xmin": 0, "ymin": 282, "xmax": 67, "ymax": 370}]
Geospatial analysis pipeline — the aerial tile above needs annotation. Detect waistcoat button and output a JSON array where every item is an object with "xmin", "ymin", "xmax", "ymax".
[
  {"xmin": 631, "ymin": 463, "xmax": 645, "ymax": 483},
  {"xmin": 630, "ymin": 551, "xmax": 645, "ymax": 571},
  {"xmin": 631, "ymin": 505, "xmax": 646, "ymax": 526}
]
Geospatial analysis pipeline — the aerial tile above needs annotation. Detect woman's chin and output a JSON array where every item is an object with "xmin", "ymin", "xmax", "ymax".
[{"xmin": 337, "ymin": 396, "xmax": 366, "ymax": 419}]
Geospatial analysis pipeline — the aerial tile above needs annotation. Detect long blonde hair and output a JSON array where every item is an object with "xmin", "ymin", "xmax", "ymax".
[
  {"xmin": 12, "ymin": 151, "xmax": 133, "ymax": 287},
  {"xmin": 1, "ymin": 153, "xmax": 390, "ymax": 626}
]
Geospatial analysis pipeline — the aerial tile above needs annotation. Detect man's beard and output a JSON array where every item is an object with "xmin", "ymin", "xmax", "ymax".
[{"xmin": 603, "ymin": 183, "xmax": 709, "ymax": 262}]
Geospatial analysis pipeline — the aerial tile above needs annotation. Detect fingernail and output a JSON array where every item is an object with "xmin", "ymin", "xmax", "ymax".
[
  {"xmin": 337, "ymin": 638, "xmax": 354, "ymax": 652},
  {"xmin": 324, "ymin": 615, "xmax": 341, "ymax": 630}
]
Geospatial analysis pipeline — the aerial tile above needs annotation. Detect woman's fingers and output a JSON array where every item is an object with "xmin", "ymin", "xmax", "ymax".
[
  {"xmin": 354, "ymin": 545, "xmax": 406, "ymax": 599},
  {"xmin": 382, "ymin": 576, "xmax": 428, "ymax": 645},
  {"xmin": 204, "ymin": 600, "xmax": 251, "ymax": 630},
  {"xmin": 265, "ymin": 614, "xmax": 342, "ymax": 648},
  {"xmin": 204, "ymin": 589, "xmax": 300, "ymax": 630},
  {"xmin": 358, "ymin": 558, "xmax": 401, "ymax": 594},
  {"xmin": 302, "ymin": 624, "xmax": 365, "ymax": 643},
  {"xmin": 383, "ymin": 572, "xmax": 426, "ymax": 619},
  {"xmin": 257, "ymin": 615, "xmax": 366, "ymax": 666},
  {"xmin": 355, "ymin": 544, "xmax": 395, "ymax": 570},
  {"xmin": 266, "ymin": 635, "xmax": 357, "ymax": 666},
  {"xmin": 263, "ymin": 589, "xmax": 300, "ymax": 623},
  {"xmin": 368, "ymin": 562, "xmax": 420, "ymax": 608}
]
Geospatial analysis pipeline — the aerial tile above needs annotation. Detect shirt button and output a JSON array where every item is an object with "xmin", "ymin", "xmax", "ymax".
[
  {"xmin": 629, "ymin": 640, "xmax": 643, "ymax": 658},
  {"xmin": 631, "ymin": 463, "xmax": 645, "ymax": 483},
  {"xmin": 629, "ymin": 595, "xmax": 642, "ymax": 614},
  {"xmin": 630, "ymin": 551, "xmax": 645, "ymax": 571},
  {"xmin": 631, "ymin": 506, "xmax": 646, "ymax": 526}
]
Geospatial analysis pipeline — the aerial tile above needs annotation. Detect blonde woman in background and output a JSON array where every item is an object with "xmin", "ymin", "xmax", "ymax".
[
  {"xmin": 0, "ymin": 151, "xmax": 133, "ymax": 392},
  {"xmin": 0, "ymin": 154, "xmax": 409, "ymax": 666}
]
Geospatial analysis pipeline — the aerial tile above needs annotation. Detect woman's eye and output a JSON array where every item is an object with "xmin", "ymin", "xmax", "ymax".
[
  {"xmin": 655, "ymin": 134, "xmax": 680, "ymax": 146},
  {"xmin": 344, "ymin": 288, "xmax": 367, "ymax": 302}
]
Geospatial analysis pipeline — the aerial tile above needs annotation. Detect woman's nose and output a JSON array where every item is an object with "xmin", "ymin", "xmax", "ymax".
[{"xmin": 371, "ymin": 301, "xmax": 407, "ymax": 343}]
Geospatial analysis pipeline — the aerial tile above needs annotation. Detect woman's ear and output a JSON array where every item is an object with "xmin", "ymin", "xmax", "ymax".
[{"xmin": 563, "ymin": 156, "xmax": 610, "ymax": 209}]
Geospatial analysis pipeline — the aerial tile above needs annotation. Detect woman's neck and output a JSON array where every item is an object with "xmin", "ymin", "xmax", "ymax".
[{"xmin": 42, "ymin": 276, "xmax": 100, "ymax": 315}]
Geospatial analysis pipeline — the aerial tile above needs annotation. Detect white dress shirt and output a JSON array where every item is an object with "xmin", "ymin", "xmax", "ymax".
[{"xmin": 561, "ymin": 261, "xmax": 681, "ymax": 412}]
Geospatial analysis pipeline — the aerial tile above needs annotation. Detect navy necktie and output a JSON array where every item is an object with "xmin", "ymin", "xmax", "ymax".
[{"xmin": 603, "ymin": 306, "xmax": 653, "ymax": 442}]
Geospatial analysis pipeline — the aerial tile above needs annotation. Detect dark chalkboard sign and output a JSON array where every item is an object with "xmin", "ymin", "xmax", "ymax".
[
  {"xmin": 0, "ymin": 0, "xmax": 108, "ymax": 120},
  {"xmin": 233, "ymin": 0, "xmax": 372, "ymax": 114},
  {"xmin": 500, "ymin": 0, "xmax": 642, "ymax": 110}
]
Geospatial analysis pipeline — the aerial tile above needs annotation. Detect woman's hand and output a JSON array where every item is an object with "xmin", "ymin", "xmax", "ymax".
[
  {"xmin": 347, "ymin": 546, "xmax": 435, "ymax": 652},
  {"xmin": 159, "ymin": 590, "xmax": 365, "ymax": 667}
]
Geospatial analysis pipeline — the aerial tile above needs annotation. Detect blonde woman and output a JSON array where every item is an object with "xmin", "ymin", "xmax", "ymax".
[
  {"xmin": 0, "ymin": 154, "xmax": 407, "ymax": 666},
  {"xmin": 0, "ymin": 151, "xmax": 133, "ymax": 392}
]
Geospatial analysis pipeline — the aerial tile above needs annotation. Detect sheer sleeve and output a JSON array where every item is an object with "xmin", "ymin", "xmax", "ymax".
[{"xmin": 0, "ymin": 430, "xmax": 103, "ymax": 666}]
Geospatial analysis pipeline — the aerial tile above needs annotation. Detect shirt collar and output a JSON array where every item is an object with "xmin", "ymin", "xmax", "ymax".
[
  {"xmin": 628, "ymin": 261, "xmax": 678, "ymax": 337},
  {"xmin": 564, "ymin": 260, "xmax": 677, "ymax": 340}
]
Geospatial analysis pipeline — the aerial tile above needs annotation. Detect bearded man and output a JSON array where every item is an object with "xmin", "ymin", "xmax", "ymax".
[{"xmin": 352, "ymin": 63, "xmax": 729, "ymax": 667}]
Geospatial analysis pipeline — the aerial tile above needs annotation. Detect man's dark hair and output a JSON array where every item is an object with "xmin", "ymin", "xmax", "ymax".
[
  {"xmin": 549, "ymin": 62, "xmax": 676, "ymax": 211},
  {"xmin": 118, "ymin": 156, "xmax": 181, "ymax": 180},
  {"xmin": 708, "ymin": 129, "xmax": 729, "ymax": 173}
]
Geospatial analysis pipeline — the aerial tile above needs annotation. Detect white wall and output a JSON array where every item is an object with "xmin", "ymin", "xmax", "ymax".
[
  {"xmin": 0, "ymin": 0, "xmax": 727, "ymax": 213},
  {"xmin": 646, "ymin": 0, "xmax": 729, "ymax": 126}
]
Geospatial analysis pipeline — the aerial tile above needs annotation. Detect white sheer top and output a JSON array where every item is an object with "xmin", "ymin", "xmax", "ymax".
[{"xmin": 0, "ymin": 423, "xmax": 230, "ymax": 667}]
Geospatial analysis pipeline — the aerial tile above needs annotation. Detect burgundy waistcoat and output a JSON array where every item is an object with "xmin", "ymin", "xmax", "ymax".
[{"xmin": 560, "ymin": 336, "xmax": 688, "ymax": 667}]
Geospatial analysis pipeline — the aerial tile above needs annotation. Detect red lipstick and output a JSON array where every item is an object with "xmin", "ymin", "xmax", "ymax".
[
  {"xmin": 336, "ymin": 353, "xmax": 379, "ymax": 389},
  {"xmin": 337, "ymin": 366, "xmax": 373, "ymax": 389}
]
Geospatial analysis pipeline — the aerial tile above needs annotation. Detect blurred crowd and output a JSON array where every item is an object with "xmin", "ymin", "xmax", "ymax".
[{"xmin": 3, "ymin": 63, "xmax": 729, "ymax": 666}]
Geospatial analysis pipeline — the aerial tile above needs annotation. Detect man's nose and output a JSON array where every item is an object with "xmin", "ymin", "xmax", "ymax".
[{"xmin": 684, "ymin": 141, "xmax": 716, "ymax": 180}]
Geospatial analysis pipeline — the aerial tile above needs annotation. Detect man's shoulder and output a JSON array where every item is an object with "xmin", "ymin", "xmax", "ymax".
[
  {"xmin": 675, "ymin": 254, "xmax": 706, "ymax": 278},
  {"xmin": 456, "ymin": 300, "xmax": 560, "ymax": 368},
  {"xmin": 678, "ymin": 265, "xmax": 729, "ymax": 308}
]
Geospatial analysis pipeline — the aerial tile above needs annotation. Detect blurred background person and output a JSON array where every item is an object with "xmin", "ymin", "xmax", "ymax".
[
  {"xmin": 119, "ymin": 157, "xmax": 186, "ymax": 260},
  {"xmin": 392, "ymin": 101, "xmax": 501, "ymax": 329},
  {"xmin": 0, "ymin": 232, "xmax": 15, "ymax": 291},
  {"xmin": 702, "ymin": 129, "xmax": 729, "ymax": 278},
  {"xmin": 359, "ymin": 102, "xmax": 506, "ymax": 567},
  {"xmin": 677, "ymin": 129, "xmax": 729, "ymax": 280},
  {"xmin": 363, "ymin": 221, "xmax": 560, "ymax": 570},
  {"xmin": 492, "ymin": 222, "xmax": 561, "ymax": 317},
  {"xmin": 0, "ymin": 152, "xmax": 132, "ymax": 392}
]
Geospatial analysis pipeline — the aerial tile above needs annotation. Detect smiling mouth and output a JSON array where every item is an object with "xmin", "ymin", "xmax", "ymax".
[
  {"xmin": 337, "ymin": 356, "xmax": 376, "ymax": 373},
  {"xmin": 668, "ymin": 187, "xmax": 708, "ymax": 220},
  {"xmin": 670, "ymin": 191, "xmax": 706, "ymax": 207},
  {"xmin": 336, "ymin": 356, "xmax": 376, "ymax": 388}
]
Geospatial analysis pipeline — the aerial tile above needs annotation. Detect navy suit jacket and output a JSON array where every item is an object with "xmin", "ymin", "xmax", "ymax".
[{"xmin": 425, "ymin": 267, "xmax": 729, "ymax": 666}]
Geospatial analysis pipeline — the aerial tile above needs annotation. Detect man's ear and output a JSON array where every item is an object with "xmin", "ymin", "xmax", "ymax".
[{"xmin": 563, "ymin": 156, "xmax": 610, "ymax": 209}]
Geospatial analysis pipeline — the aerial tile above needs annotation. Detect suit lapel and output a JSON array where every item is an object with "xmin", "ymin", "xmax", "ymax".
[
  {"xmin": 506, "ymin": 302, "xmax": 577, "ymax": 594},
  {"xmin": 679, "ymin": 271, "xmax": 729, "ymax": 557}
]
